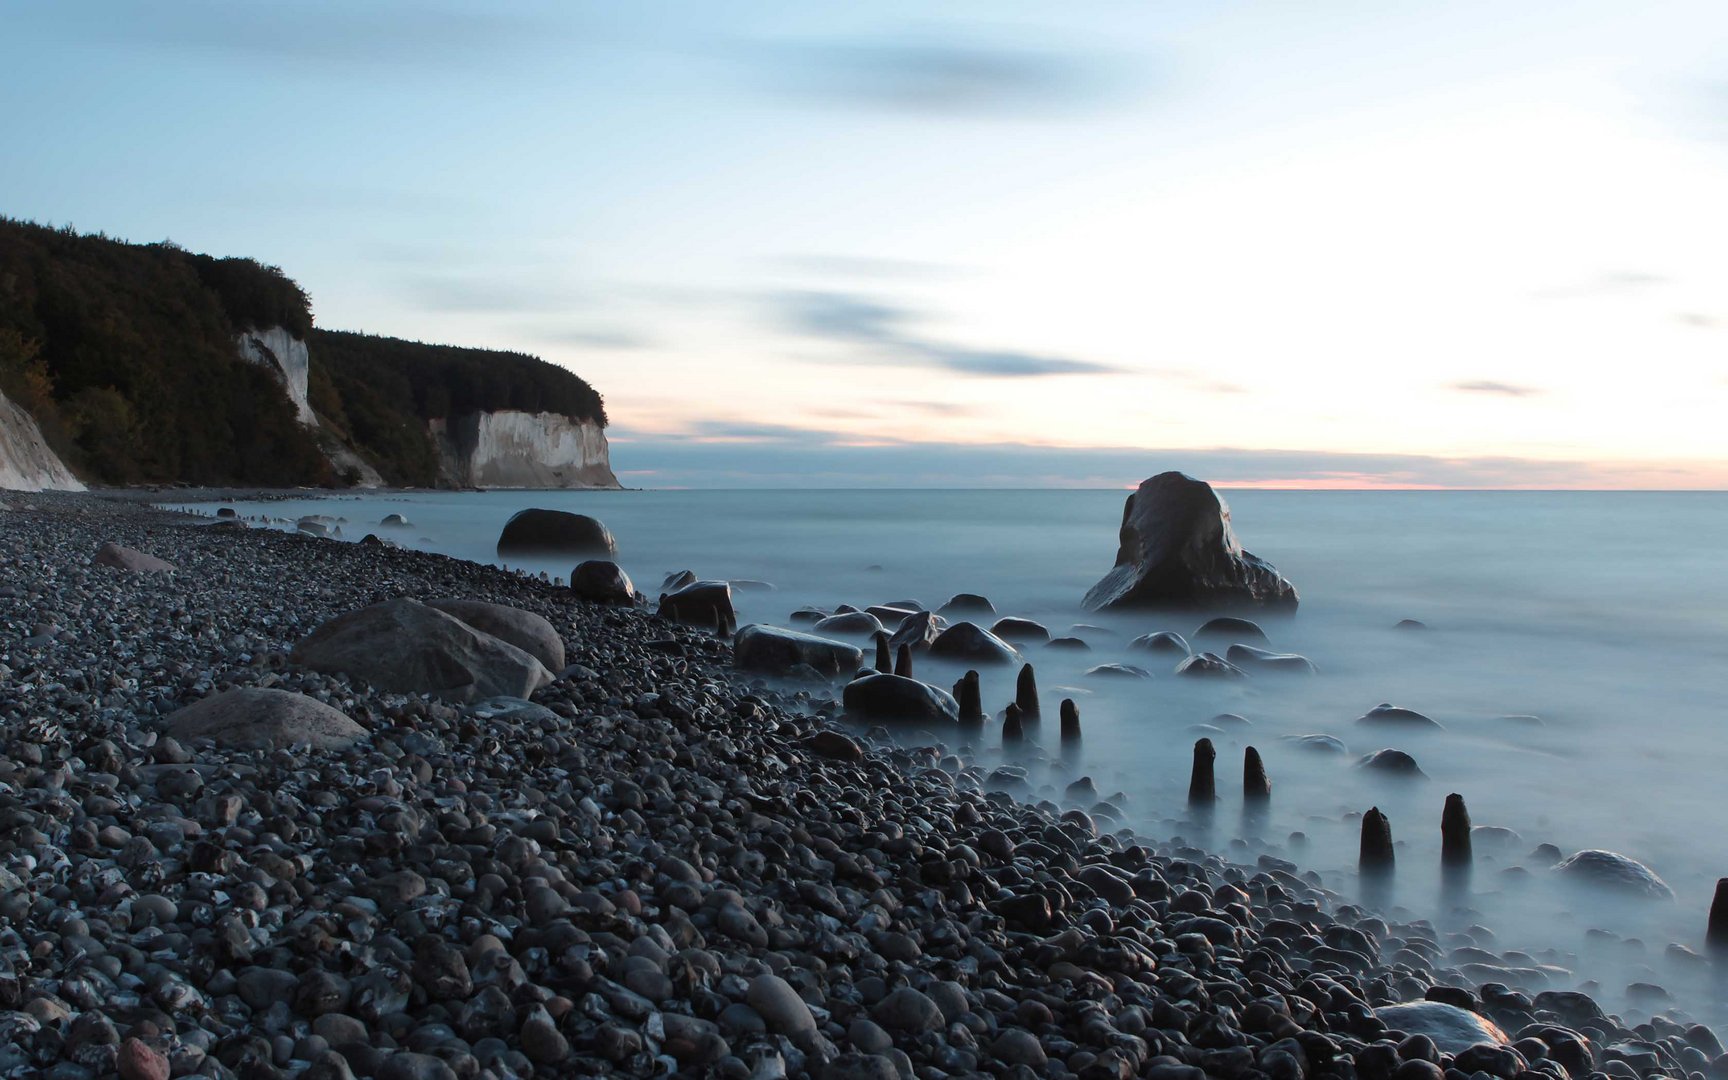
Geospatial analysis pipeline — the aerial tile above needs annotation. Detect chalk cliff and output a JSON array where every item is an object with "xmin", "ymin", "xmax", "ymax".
[
  {"xmin": 0, "ymin": 389, "xmax": 84, "ymax": 492},
  {"xmin": 235, "ymin": 326, "xmax": 316, "ymax": 426},
  {"xmin": 431, "ymin": 411, "xmax": 618, "ymax": 489}
]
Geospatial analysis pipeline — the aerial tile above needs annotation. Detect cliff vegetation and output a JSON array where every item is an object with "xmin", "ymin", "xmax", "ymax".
[{"xmin": 0, "ymin": 217, "xmax": 608, "ymax": 487}]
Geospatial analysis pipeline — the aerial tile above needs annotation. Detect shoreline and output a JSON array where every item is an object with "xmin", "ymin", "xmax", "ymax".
[{"xmin": 0, "ymin": 492, "xmax": 1713, "ymax": 1079}]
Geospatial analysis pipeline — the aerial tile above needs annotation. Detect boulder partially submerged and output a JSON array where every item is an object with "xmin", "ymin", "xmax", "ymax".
[
  {"xmin": 496, "ymin": 508, "xmax": 617, "ymax": 557},
  {"xmin": 569, "ymin": 559, "xmax": 636, "ymax": 604},
  {"xmin": 1082, "ymin": 472, "xmax": 1297, "ymax": 612},
  {"xmin": 1373, "ymin": 1002, "xmax": 1509, "ymax": 1054},
  {"xmin": 1554, "ymin": 849, "xmax": 1674, "ymax": 900},
  {"xmin": 734, "ymin": 624, "xmax": 863, "ymax": 678},
  {"xmin": 292, "ymin": 598, "xmax": 552, "ymax": 703},
  {"xmin": 842, "ymin": 673, "xmax": 959, "ymax": 725},
  {"xmin": 658, "ymin": 580, "xmax": 736, "ymax": 630},
  {"xmin": 927, "ymin": 622, "xmax": 1019, "ymax": 666}
]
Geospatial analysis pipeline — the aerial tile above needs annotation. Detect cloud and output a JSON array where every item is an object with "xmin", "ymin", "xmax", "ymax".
[
  {"xmin": 1450, "ymin": 380, "xmax": 1542, "ymax": 397},
  {"xmin": 536, "ymin": 328, "xmax": 654, "ymax": 350},
  {"xmin": 755, "ymin": 36, "xmax": 1127, "ymax": 116},
  {"xmin": 1536, "ymin": 272, "xmax": 1669, "ymax": 299},
  {"xmin": 605, "ymin": 428, "xmax": 1727, "ymax": 489},
  {"xmin": 776, "ymin": 290, "xmax": 1123, "ymax": 378},
  {"xmin": 84, "ymin": 1, "xmax": 559, "ymax": 71},
  {"xmin": 771, "ymin": 254, "xmax": 961, "ymax": 281}
]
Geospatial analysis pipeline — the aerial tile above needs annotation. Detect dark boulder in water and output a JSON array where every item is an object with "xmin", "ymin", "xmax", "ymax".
[
  {"xmin": 1284, "ymin": 733, "xmax": 1347, "ymax": 754},
  {"xmin": 662, "ymin": 569, "xmax": 697, "ymax": 591},
  {"xmin": 496, "ymin": 508, "xmax": 616, "ymax": 556},
  {"xmin": 1194, "ymin": 616, "xmax": 1270, "ymax": 646},
  {"xmin": 1174, "ymin": 652, "xmax": 1247, "ymax": 679},
  {"xmin": 788, "ymin": 607, "xmax": 827, "ymax": 625},
  {"xmin": 1085, "ymin": 663, "xmax": 1152, "ymax": 680},
  {"xmin": 1045, "ymin": 636, "xmax": 1091, "ymax": 651},
  {"xmin": 658, "ymin": 580, "xmax": 735, "ymax": 630},
  {"xmin": 1082, "ymin": 472, "xmax": 1298, "ymax": 612},
  {"xmin": 1553, "ymin": 849, "xmax": 1674, "ymax": 900},
  {"xmin": 1225, "ymin": 644, "xmax": 1316, "ymax": 674},
  {"xmin": 843, "ymin": 673, "xmax": 959, "ymax": 724},
  {"xmin": 887, "ymin": 610, "xmax": 941, "ymax": 652},
  {"xmin": 814, "ymin": 611, "xmax": 885, "ymax": 637},
  {"xmin": 1128, "ymin": 630, "xmax": 1189, "ymax": 656},
  {"xmin": 733, "ymin": 624, "xmax": 863, "ymax": 678},
  {"xmin": 1355, "ymin": 748, "xmax": 1426, "ymax": 777},
  {"xmin": 990, "ymin": 617, "xmax": 1050, "ymax": 644},
  {"xmin": 938, "ymin": 593, "xmax": 995, "ymax": 616},
  {"xmin": 928, "ymin": 621, "xmax": 1019, "ymax": 666},
  {"xmin": 1395, "ymin": 618, "xmax": 1428, "ymax": 630},
  {"xmin": 1356, "ymin": 703, "xmax": 1443, "ymax": 730},
  {"xmin": 570, "ymin": 559, "xmax": 636, "ymax": 604}
]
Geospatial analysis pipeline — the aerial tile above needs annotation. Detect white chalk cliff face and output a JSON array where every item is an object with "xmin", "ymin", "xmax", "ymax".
[
  {"xmin": 430, "ymin": 411, "xmax": 619, "ymax": 489},
  {"xmin": 0, "ymin": 389, "xmax": 83, "ymax": 492},
  {"xmin": 235, "ymin": 326, "xmax": 316, "ymax": 426}
]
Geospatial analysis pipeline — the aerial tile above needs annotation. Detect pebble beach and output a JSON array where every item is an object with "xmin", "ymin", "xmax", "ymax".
[{"xmin": 0, "ymin": 492, "xmax": 1720, "ymax": 1080}]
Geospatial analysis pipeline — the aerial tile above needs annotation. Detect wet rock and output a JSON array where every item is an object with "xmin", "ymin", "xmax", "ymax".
[
  {"xmin": 990, "ymin": 617, "xmax": 1050, "ymax": 644},
  {"xmin": 734, "ymin": 624, "xmax": 863, "ymax": 678},
  {"xmin": 116, "ymin": 1038, "xmax": 169, "ymax": 1080},
  {"xmin": 1374, "ymin": 1003, "xmax": 1509, "ymax": 1054},
  {"xmin": 887, "ymin": 610, "xmax": 941, "ymax": 652},
  {"xmin": 495, "ymin": 508, "xmax": 617, "ymax": 556},
  {"xmin": 293, "ymin": 598, "xmax": 552, "ymax": 702},
  {"xmin": 1355, "ymin": 748, "xmax": 1425, "ymax": 777},
  {"xmin": 167, "ymin": 687, "xmax": 367, "ymax": 750},
  {"xmin": 659, "ymin": 580, "xmax": 736, "ymax": 630},
  {"xmin": 1129, "ymin": 630, "xmax": 1190, "ymax": 656},
  {"xmin": 1284, "ymin": 733, "xmax": 1347, "ymax": 754},
  {"xmin": 804, "ymin": 730, "xmax": 864, "ymax": 761},
  {"xmin": 871, "ymin": 988, "xmax": 944, "ymax": 1033},
  {"xmin": 1226, "ymin": 644, "xmax": 1316, "ymax": 674},
  {"xmin": 427, "ymin": 597, "xmax": 566, "ymax": 672},
  {"xmin": 1360, "ymin": 807, "xmax": 1395, "ymax": 872},
  {"xmin": 1356, "ymin": 703, "xmax": 1443, "ymax": 730},
  {"xmin": 1194, "ymin": 616, "xmax": 1270, "ymax": 645},
  {"xmin": 1443, "ymin": 793, "xmax": 1473, "ymax": 866},
  {"xmin": 1085, "ymin": 663, "xmax": 1152, "ymax": 679},
  {"xmin": 569, "ymin": 559, "xmax": 636, "ymax": 604},
  {"xmin": 842, "ymin": 673, "xmax": 960, "ymax": 724},
  {"xmin": 1082, "ymin": 472, "xmax": 1298, "ymax": 611},
  {"xmin": 1553, "ymin": 850, "xmax": 1674, "ymax": 900},
  {"xmin": 94, "ymin": 542, "xmax": 175, "ymax": 572},
  {"xmin": 938, "ymin": 593, "xmax": 995, "ymax": 616},
  {"xmin": 1175, "ymin": 652, "xmax": 1247, "ymax": 679},
  {"xmin": 814, "ymin": 612, "xmax": 886, "ymax": 637},
  {"xmin": 1015, "ymin": 663, "xmax": 1040, "ymax": 716},
  {"xmin": 928, "ymin": 621, "xmax": 1019, "ymax": 666}
]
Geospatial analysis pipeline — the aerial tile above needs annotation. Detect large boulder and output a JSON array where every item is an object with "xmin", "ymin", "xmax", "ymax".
[
  {"xmin": 292, "ymin": 598, "xmax": 552, "ymax": 703},
  {"xmin": 1374, "ymin": 1003, "xmax": 1509, "ymax": 1054},
  {"xmin": 734, "ymin": 624, "xmax": 863, "ymax": 678},
  {"xmin": 1226, "ymin": 644, "xmax": 1316, "ymax": 674},
  {"xmin": 1553, "ymin": 850, "xmax": 1674, "ymax": 900},
  {"xmin": 842, "ymin": 673, "xmax": 960, "ymax": 725},
  {"xmin": 814, "ymin": 611, "xmax": 886, "ymax": 637},
  {"xmin": 1082, "ymin": 472, "xmax": 1297, "ymax": 612},
  {"xmin": 570, "ymin": 560, "xmax": 636, "ymax": 604},
  {"xmin": 496, "ymin": 509, "xmax": 617, "ymax": 557},
  {"xmin": 1355, "ymin": 748, "xmax": 1426, "ymax": 778},
  {"xmin": 93, "ymin": 543, "xmax": 174, "ymax": 572},
  {"xmin": 991, "ymin": 617, "xmax": 1050, "ymax": 644},
  {"xmin": 659, "ymin": 580, "xmax": 735, "ymax": 629},
  {"xmin": 927, "ymin": 622, "xmax": 1019, "ymax": 666},
  {"xmin": 427, "ymin": 598, "xmax": 565, "ymax": 672},
  {"xmin": 168, "ymin": 688, "xmax": 367, "ymax": 750}
]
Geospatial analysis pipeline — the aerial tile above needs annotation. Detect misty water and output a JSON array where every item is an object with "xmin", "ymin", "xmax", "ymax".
[{"xmin": 173, "ymin": 488, "xmax": 1728, "ymax": 1021}]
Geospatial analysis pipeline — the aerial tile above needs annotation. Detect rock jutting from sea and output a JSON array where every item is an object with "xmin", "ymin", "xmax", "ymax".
[
  {"xmin": 1082, "ymin": 471, "xmax": 1298, "ymax": 612},
  {"xmin": 0, "ymin": 492, "xmax": 1713, "ymax": 1080}
]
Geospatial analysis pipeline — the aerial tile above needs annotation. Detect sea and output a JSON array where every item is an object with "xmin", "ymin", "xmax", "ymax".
[{"xmin": 168, "ymin": 488, "xmax": 1728, "ymax": 1021}]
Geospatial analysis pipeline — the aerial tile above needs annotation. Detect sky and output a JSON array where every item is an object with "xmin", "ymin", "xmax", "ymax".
[{"xmin": 3, "ymin": 1, "xmax": 1727, "ymax": 488}]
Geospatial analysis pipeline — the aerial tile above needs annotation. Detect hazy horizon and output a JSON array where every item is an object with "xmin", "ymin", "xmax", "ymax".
[{"xmin": 6, "ymin": 1, "xmax": 1727, "ymax": 488}]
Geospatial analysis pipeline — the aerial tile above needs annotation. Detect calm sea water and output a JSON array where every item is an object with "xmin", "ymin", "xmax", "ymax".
[{"xmin": 173, "ymin": 489, "xmax": 1728, "ymax": 1019}]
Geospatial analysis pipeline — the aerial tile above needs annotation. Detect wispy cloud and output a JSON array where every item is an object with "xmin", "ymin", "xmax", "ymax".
[
  {"xmin": 771, "ymin": 254, "xmax": 961, "ymax": 281},
  {"xmin": 85, "ymin": 1, "xmax": 563, "ymax": 71},
  {"xmin": 776, "ymin": 290, "xmax": 1123, "ymax": 377},
  {"xmin": 752, "ymin": 35, "xmax": 1131, "ymax": 117},
  {"xmin": 1451, "ymin": 380, "xmax": 1542, "ymax": 397},
  {"xmin": 535, "ymin": 327, "xmax": 654, "ymax": 350},
  {"xmin": 1536, "ymin": 272, "xmax": 1669, "ymax": 299},
  {"xmin": 607, "ymin": 428, "xmax": 1728, "ymax": 489}
]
